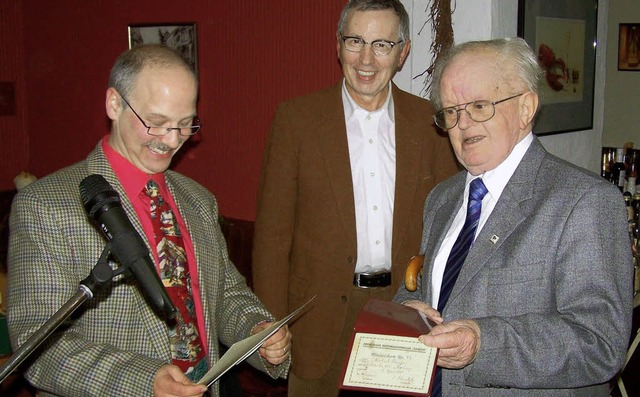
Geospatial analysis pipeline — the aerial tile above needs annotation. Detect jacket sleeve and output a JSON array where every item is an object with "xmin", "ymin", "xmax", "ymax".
[
  {"xmin": 7, "ymin": 187, "xmax": 165, "ymax": 397},
  {"xmin": 465, "ymin": 181, "xmax": 633, "ymax": 388},
  {"xmin": 252, "ymin": 101, "xmax": 299, "ymax": 319}
]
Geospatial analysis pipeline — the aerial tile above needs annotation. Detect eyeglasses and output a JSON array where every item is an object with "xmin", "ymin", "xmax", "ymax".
[
  {"xmin": 120, "ymin": 96, "xmax": 201, "ymax": 136},
  {"xmin": 433, "ymin": 93, "xmax": 526, "ymax": 130},
  {"xmin": 341, "ymin": 35, "xmax": 403, "ymax": 56}
]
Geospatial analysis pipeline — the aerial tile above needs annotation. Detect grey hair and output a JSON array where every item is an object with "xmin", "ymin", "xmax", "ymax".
[
  {"xmin": 430, "ymin": 37, "xmax": 543, "ymax": 111},
  {"xmin": 108, "ymin": 44, "xmax": 198, "ymax": 100},
  {"xmin": 337, "ymin": 0, "xmax": 410, "ymax": 45}
]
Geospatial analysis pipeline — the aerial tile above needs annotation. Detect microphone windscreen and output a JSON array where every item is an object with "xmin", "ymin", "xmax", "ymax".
[{"xmin": 80, "ymin": 175, "xmax": 120, "ymax": 219}]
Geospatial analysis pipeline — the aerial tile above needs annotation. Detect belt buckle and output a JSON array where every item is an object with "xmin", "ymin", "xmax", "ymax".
[{"xmin": 353, "ymin": 271, "xmax": 391, "ymax": 288}]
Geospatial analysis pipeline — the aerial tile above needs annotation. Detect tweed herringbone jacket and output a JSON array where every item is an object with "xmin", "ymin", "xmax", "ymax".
[{"xmin": 7, "ymin": 142, "xmax": 286, "ymax": 396}]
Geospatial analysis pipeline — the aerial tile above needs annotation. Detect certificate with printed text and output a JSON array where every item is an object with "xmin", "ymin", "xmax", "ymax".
[
  {"xmin": 340, "ymin": 299, "xmax": 438, "ymax": 396},
  {"xmin": 343, "ymin": 333, "xmax": 437, "ymax": 394}
]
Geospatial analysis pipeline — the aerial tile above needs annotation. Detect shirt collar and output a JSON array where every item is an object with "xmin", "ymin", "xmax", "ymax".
[
  {"xmin": 101, "ymin": 135, "xmax": 168, "ymax": 198},
  {"xmin": 465, "ymin": 132, "xmax": 534, "ymax": 200},
  {"xmin": 341, "ymin": 79, "xmax": 395, "ymax": 122}
]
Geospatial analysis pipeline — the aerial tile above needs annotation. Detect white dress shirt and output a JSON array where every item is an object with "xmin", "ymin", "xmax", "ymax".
[
  {"xmin": 342, "ymin": 81, "xmax": 396, "ymax": 273},
  {"xmin": 431, "ymin": 132, "xmax": 534, "ymax": 307}
]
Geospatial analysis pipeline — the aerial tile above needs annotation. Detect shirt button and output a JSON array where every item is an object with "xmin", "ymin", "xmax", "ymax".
[
  {"xmin": 370, "ymin": 172, "xmax": 375, "ymax": 177},
  {"xmin": 373, "ymin": 205, "xmax": 378, "ymax": 211},
  {"xmin": 369, "ymin": 138, "xmax": 373, "ymax": 144},
  {"xmin": 375, "ymin": 240, "xmax": 380, "ymax": 245},
  {"xmin": 366, "ymin": 115, "xmax": 371, "ymax": 120}
]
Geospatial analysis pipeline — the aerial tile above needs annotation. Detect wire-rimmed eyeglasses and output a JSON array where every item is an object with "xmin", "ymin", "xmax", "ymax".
[
  {"xmin": 120, "ymin": 95, "xmax": 201, "ymax": 136},
  {"xmin": 341, "ymin": 35, "xmax": 403, "ymax": 56},
  {"xmin": 433, "ymin": 93, "xmax": 526, "ymax": 130}
]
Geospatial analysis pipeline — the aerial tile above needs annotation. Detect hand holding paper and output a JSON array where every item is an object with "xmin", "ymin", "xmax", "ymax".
[
  {"xmin": 197, "ymin": 295, "xmax": 315, "ymax": 387},
  {"xmin": 418, "ymin": 319, "xmax": 481, "ymax": 369},
  {"xmin": 252, "ymin": 321, "xmax": 291, "ymax": 365},
  {"xmin": 340, "ymin": 299, "xmax": 439, "ymax": 396}
]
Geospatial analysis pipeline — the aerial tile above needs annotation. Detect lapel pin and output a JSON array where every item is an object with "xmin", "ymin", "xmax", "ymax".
[{"xmin": 490, "ymin": 235, "xmax": 499, "ymax": 244}]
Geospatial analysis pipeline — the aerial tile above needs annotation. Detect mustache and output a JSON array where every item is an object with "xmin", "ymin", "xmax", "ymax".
[{"xmin": 145, "ymin": 141, "xmax": 174, "ymax": 152}]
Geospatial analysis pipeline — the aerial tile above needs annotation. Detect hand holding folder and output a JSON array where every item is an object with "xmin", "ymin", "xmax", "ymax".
[
  {"xmin": 198, "ymin": 296, "xmax": 315, "ymax": 387},
  {"xmin": 340, "ymin": 299, "xmax": 438, "ymax": 396}
]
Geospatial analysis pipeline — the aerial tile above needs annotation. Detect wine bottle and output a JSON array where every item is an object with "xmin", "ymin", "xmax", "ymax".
[
  {"xmin": 632, "ymin": 193, "xmax": 640, "ymax": 230},
  {"xmin": 611, "ymin": 148, "xmax": 626, "ymax": 192},
  {"xmin": 626, "ymin": 149, "xmax": 638, "ymax": 195},
  {"xmin": 601, "ymin": 147, "xmax": 614, "ymax": 181}
]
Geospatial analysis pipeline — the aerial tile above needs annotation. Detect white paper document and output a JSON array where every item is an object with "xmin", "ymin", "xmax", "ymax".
[
  {"xmin": 197, "ymin": 296, "xmax": 315, "ymax": 387},
  {"xmin": 343, "ymin": 332, "xmax": 437, "ymax": 394}
]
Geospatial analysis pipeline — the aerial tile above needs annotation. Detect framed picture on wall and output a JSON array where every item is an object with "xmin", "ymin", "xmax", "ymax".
[
  {"xmin": 618, "ymin": 23, "xmax": 640, "ymax": 71},
  {"xmin": 128, "ymin": 23, "xmax": 198, "ymax": 74},
  {"xmin": 517, "ymin": 0, "xmax": 597, "ymax": 135}
]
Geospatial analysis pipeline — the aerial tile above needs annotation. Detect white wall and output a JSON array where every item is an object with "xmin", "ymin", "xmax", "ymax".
[{"xmin": 396, "ymin": 0, "xmax": 607, "ymax": 174}]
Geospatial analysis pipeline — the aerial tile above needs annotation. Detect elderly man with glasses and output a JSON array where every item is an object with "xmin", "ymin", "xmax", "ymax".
[
  {"xmin": 394, "ymin": 37, "xmax": 633, "ymax": 397},
  {"xmin": 7, "ymin": 44, "xmax": 291, "ymax": 397},
  {"xmin": 251, "ymin": 1, "xmax": 458, "ymax": 396}
]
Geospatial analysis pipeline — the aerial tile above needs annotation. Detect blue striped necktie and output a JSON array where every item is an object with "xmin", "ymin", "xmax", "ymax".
[{"xmin": 432, "ymin": 177, "xmax": 488, "ymax": 397}]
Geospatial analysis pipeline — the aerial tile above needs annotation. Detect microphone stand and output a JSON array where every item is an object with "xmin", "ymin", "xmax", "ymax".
[{"xmin": 0, "ymin": 243, "xmax": 123, "ymax": 384}]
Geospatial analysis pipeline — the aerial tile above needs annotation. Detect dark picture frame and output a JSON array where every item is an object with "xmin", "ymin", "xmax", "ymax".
[
  {"xmin": 128, "ymin": 23, "xmax": 198, "ymax": 74},
  {"xmin": 517, "ymin": 0, "xmax": 597, "ymax": 135},
  {"xmin": 618, "ymin": 23, "xmax": 640, "ymax": 71}
]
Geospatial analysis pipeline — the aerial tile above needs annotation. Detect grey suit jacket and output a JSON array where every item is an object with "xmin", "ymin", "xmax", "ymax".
[
  {"xmin": 7, "ymin": 142, "xmax": 285, "ymax": 396},
  {"xmin": 394, "ymin": 137, "xmax": 633, "ymax": 396}
]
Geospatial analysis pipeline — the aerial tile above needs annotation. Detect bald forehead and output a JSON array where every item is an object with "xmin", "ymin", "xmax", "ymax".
[
  {"xmin": 449, "ymin": 49, "xmax": 501, "ymax": 76},
  {"xmin": 444, "ymin": 49, "xmax": 519, "ymax": 94},
  {"xmin": 133, "ymin": 64, "xmax": 197, "ymax": 90}
]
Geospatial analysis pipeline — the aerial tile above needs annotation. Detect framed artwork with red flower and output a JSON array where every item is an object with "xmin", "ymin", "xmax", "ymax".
[{"xmin": 517, "ymin": 0, "xmax": 597, "ymax": 135}]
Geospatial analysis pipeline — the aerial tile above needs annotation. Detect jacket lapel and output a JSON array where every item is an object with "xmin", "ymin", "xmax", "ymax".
[
  {"xmin": 392, "ymin": 85, "xmax": 427, "ymax": 265},
  {"xmin": 423, "ymin": 173, "xmax": 465, "ymax": 297},
  {"xmin": 446, "ymin": 138, "xmax": 546, "ymax": 307},
  {"xmin": 86, "ymin": 145, "xmax": 171, "ymax": 361},
  {"xmin": 316, "ymin": 84, "xmax": 358, "ymax": 252},
  {"xmin": 165, "ymin": 174, "xmax": 219, "ymax": 359}
]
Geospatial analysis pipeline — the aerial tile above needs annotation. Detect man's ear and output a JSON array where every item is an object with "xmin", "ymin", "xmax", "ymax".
[
  {"xmin": 397, "ymin": 39, "xmax": 411, "ymax": 69},
  {"xmin": 519, "ymin": 91, "xmax": 538, "ymax": 129},
  {"xmin": 105, "ymin": 87, "xmax": 121, "ymax": 121}
]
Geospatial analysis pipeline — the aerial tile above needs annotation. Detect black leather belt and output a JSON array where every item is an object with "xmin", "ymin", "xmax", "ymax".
[{"xmin": 353, "ymin": 272, "xmax": 391, "ymax": 288}]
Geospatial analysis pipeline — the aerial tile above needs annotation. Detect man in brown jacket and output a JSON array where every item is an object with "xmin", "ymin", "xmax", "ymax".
[{"xmin": 252, "ymin": 1, "xmax": 458, "ymax": 396}]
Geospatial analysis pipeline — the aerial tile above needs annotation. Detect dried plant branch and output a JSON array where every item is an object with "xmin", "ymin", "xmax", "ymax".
[{"xmin": 413, "ymin": 0, "xmax": 455, "ymax": 98}]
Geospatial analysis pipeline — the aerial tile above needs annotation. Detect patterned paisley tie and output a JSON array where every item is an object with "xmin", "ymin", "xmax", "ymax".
[{"xmin": 143, "ymin": 179, "xmax": 207, "ymax": 382}]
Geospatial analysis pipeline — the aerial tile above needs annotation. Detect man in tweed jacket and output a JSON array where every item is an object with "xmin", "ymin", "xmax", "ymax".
[
  {"xmin": 394, "ymin": 38, "xmax": 633, "ymax": 396},
  {"xmin": 7, "ymin": 44, "xmax": 290, "ymax": 397}
]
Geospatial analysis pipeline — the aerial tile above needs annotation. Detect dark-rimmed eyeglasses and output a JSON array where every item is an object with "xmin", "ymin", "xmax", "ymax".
[
  {"xmin": 341, "ymin": 35, "xmax": 403, "ymax": 56},
  {"xmin": 120, "ymin": 96, "xmax": 201, "ymax": 136},
  {"xmin": 433, "ymin": 93, "xmax": 526, "ymax": 130}
]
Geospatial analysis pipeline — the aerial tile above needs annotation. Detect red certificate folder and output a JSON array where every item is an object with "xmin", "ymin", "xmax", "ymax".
[{"xmin": 339, "ymin": 299, "xmax": 438, "ymax": 396}]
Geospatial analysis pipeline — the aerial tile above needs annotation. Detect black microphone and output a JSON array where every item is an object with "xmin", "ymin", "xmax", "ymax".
[{"xmin": 79, "ymin": 174, "xmax": 176, "ymax": 319}]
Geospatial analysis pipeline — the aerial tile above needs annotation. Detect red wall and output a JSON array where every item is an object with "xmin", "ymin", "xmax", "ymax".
[{"xmin": 0, "ymin": 0, "xmax": 345, "ymax": 220}]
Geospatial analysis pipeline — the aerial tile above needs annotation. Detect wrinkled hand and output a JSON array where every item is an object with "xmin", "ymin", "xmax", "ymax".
[
  {"xmin": 401, "ymin": 300, "xmax": 443, "ymax": 326},
  {"xmin": 153, "ymin": 364, "xmax": 208, "ymax": 397},
  {"xmin": 418, "ymin": 319, "xmax": 481, "ymax": 369},
  {"xmin": 252, "ymin": 323, "xmax": 292, "ymax": 365}
]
